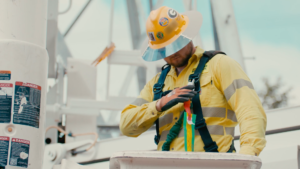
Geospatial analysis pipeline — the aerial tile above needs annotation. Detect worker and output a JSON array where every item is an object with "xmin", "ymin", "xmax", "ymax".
[{"xmin": 120, "ymin": 6, "xmax": 266, "ymax": 156}]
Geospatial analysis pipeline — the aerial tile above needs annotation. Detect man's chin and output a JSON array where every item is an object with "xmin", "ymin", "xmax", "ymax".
[
  {"xmin": 171, "ymin": 63, "xmax": 186, "ymax": 68},
  {"xmin": 170, "ymin": 60, "xmax": 187, "ymax": 67}
]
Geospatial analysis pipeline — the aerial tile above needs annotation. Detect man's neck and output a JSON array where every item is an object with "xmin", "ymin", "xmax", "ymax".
[
  {"xmin": 175, "ymin": 47, "xmax": 196, "ymax": 76},
  {"xmin": 175, "ymin": 65, "xmax": 187, "ymax": 76}
]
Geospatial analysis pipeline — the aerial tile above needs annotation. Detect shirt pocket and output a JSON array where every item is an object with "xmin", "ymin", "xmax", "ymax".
[{"xmin": 199, "ymin": 74, "xmax": 212, "ymax": 106}]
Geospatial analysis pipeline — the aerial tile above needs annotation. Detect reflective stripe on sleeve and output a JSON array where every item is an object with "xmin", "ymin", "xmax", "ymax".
[
  {"xmin": 225, "ymin": 127, "xmax": 235, "ymax": 136},
  {"xmin": 224, "ymin": 79, "xmax": 254, "ymax": 101},
  {"xmin": 227, "ymin": 109, "xmax": 237, "ymax": 122},
  {"xmin": 202, "ymin": 107, "xmax": 226, "ymax": 118},
  {"xmin": 130, "ymin": 98, "xmax": 149, "ymax": 106},
  {"xmin": 201, "ymin": 107, "xmax": 237, "ymax": 122}
]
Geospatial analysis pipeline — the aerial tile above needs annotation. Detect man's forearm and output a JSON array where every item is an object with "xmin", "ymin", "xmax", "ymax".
[{"xmin": 120, "ymin": 100, "xmax": 160, "ymax": 137}]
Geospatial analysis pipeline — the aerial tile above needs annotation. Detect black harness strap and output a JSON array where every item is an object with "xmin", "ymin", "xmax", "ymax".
[
  {"xmin": 228, "ymin": 140, "xmax": 236, "ymax": 153},
  {"xmin": 189, "ymin": 51, "xmax": 225, "ymax": 152},
  {"xmin": 153, "ymin": 64, "xmax": 171, "ymax": 145}
]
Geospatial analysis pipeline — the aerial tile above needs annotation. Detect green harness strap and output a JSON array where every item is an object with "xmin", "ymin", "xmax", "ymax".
[{"xmin": 162, "ymin": 112, "xmax": 184, "ymax": 151}]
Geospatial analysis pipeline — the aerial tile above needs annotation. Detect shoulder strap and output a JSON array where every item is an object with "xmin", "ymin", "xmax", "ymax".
[
  {"xmin": 203, "ymin": 50, "xmax": 226, "ymax": 59},
  {"xmin": 189, "ymin": 50, "xmax": 225, "ymax": 152},
  {"xmin": 189, "ymin": 50, "xmax": 226, "ymax": 92},
  {"xmin": 153, "ymin": 64, "xmax": 171, "ymax": 101},
  {"xmin": 153, "ymin": 64, "xmax": 171, "ymax": 145}
]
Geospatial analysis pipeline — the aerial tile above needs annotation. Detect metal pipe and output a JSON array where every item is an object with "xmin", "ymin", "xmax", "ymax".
[
  {"xmin": 63, "ymin": 0, "xmax": 92, "ymax": 37},
  {"xmin": 108, "ymin": 0, "xmax": 115, "ymax": 46},
  {"xmin": 234, "ymin": 125, "xmax": 300, "ymax": 140},
  {"xmin": 0, "ymin": 0, "xmax": 48, "ymax": 47},
  {"xmin": 59, "ymin": 0, "xmax": 73, "ymax": 15},
  {"xmin": 104, "ymin": 0, "xmax": 115, "ymax": 99},
  {"xmin": 0, "ymin": 1, "xmax": 49, "ymax": 168},
  {"xmin": 154, "ymin": 0, "xmax": 164, "ymax": 10},
  {"xmin": 81, "ymin": 124, "xmax": 300, "ymax": 164},
  {"xmin": 149, "ymin": 0, "xmax": 153, "ymax": 11},
  {"xmin": 210, "ymin": 0, "xmax": 220, "ymax": 51},
  {"xmin": 193, "ymin": 0, "xmax": 197, "ymax": 10},
  {"xmin": 210, "ymin": 0, "xmax": 246, "ymax": 70},
  {"xmin": 79, "ymin": 157, "xmax": 110, "ymax": 165}
]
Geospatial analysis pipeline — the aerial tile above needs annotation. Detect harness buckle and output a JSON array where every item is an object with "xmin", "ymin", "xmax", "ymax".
[
  {"xmin": 195, "ymin": 118, "xmax": 206, "ymax": 130},
  {"xmin": 204, "ymin": 141, "xmax": 219, "ymax": 152},
  {"xmin": 153, "ymin": 83, "xmax": 164, "ymax": 94},
  {"xmin": 162, "ymin": 64, "xmax": 170, "ymax": 71},
  {"xmin": 189, "ymin": 74, "xmax": 199, "ymax": 83},
  {"xmin": 188, "ymin": 74, "xmax": 201, "ymax": 93}
]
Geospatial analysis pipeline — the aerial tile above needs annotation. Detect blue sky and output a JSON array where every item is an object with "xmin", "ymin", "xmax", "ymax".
[
  {"xmin": 57, "ymin": 0, "xmax": 300, "ymax": 107},
  {"xmin": 233, "ymin": 0, "xmax": 300, "ymax": 47}
]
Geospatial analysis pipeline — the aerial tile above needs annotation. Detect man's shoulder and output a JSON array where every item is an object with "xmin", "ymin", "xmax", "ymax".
[
  {"xmin": 210, "ymin": 52, "xmax": 237, "ymax": 66},
  {"xmin": 208, "ymin": 52, "xmax": 244, "ymax": 77},
  {"xmin": 146, "ymin": 72, "xmax": 161, "ymax": 87}
]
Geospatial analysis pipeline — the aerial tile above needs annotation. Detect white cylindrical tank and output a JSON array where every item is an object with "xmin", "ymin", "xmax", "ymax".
[{"xmin": 0, "ymin": 0, "xmax": 49, "ymax": 169}]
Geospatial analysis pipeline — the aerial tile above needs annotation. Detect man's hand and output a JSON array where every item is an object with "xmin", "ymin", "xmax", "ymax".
[{"xmin": 156, "ymin": 85, "xmax": 197, "ymax": 112}]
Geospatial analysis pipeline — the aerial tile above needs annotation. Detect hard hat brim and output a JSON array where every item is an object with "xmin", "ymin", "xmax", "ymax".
[{"xmin": 141, "ymin": 11, "xmax": 203, "ymax": 62}]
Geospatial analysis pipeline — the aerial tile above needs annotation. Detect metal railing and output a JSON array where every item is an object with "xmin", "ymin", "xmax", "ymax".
[{"xmin": 80, "ymin": 124, "xmax": 300, "ymax": 165}]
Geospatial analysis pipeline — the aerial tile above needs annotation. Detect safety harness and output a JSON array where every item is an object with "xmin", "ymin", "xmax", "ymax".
[{"xmin": 152, "ymin": 50, "xmax": 235, "ymax": 153}]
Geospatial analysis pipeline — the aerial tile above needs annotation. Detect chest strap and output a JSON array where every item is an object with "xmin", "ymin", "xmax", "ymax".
[
  {"xmin": 153, "ymin": 64, "xmax": 171, "ymax": 145},
  {"xmin": 189, "ymin": 51, "xmax": 225, "ymax": 152}
]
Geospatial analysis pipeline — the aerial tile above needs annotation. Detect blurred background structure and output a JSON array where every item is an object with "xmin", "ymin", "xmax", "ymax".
[
  {"xmin": 42, "ymin": 0, "xmax": 300, "ymax": 168},
  {"xmin": 50, "ymin": 0, "xmax": 300, "ymax": 138}
]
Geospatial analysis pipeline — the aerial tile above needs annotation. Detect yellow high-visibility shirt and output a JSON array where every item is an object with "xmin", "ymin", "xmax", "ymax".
[{"xmin": 120, "ymin": 46, "xmax": 267, "ymax": 156}]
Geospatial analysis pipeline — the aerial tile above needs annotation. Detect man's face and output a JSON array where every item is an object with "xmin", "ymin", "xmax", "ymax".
[{"xmin": 164, "ymin": 42, "xmax": 193, "ymax": 68}]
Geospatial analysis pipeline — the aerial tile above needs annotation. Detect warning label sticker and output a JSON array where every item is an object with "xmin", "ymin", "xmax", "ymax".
[
  {"xmin": 0, "ymin": 136, "xmax": 9, "ymax": 167},
  {"xmin": 0, "ymin": 83, "xmax": 13, "ymax": 123},
  {"xmin": 13, "ymin": 82, "xmax": 41, "ymax": 128},
  {"xmin": 9, "ymin": 138, "xmax": 29, "ymax": 168},
  {"xmin": 0, "ymin": 71, "xmax": 11, "ymax": 81}
]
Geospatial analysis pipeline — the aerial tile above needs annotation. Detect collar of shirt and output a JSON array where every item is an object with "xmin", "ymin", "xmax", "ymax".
[{"xmin": 168, "ymin": 46, "xmax": 205, "ymax": 78}]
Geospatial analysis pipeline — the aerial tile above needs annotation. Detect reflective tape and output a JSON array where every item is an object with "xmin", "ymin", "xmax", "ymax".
[
  {"xmin": 159, "ymin": 113, "xmax": 173, "ymax": 128},
  {"xmin": 159, "ymin": 108, "xmax": 237, "ymax": 132},
  {"xmin": 179, "ymin": 125, "xmax": 224, "ymax": 137},
  {"xmin": 160, "ymin": 130, "xmax": 170, "ymax": 142},
  {"xmin": 202, "ymin": 107, "xmax": 237, "ymax": 122},
  {"xmin": 227, "ymin": 109, "xmax": 237, "ymax": 122},
  {"xmin": 207, "ymin": 125, "xmax": 224, "ymax": 135},
  {"xmin": 178, "ymin": 128, "xmax": 184, "ymax": 138},
  {"xmin": 202, "ymin": 107, "xmax": 226, "ymax": 118},
  {"xmin": 130, "ymin": 98, "xmax": 149, "ymax": 106},
  {"xmin": 159, "ymin": 111, "xmax": 184, "ymax": 127},
  {"xmin": 224, "ymin": 79, "xmax": 254, "ymax": 101},
  {"xmin": 225, "ymin": 127, "xmax": 235, "ymax": 136},
  {"xmin": 159, "ymin": 125, "xmax": 235, "ymax": 142}
]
